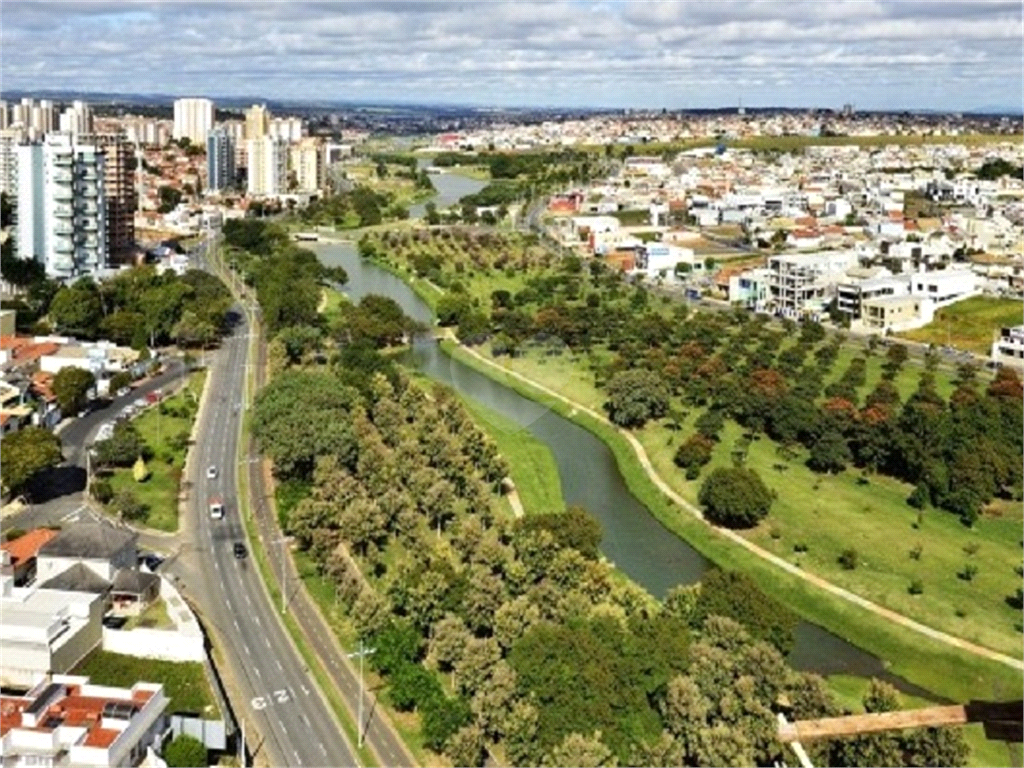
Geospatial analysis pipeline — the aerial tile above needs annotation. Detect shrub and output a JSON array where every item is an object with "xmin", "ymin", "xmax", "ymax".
[
  {"xmin": 673, "ymin": 433, "xmax": 715, "ymax": 475},
  {"xmin": 909, "ymin": 543, "xmax": 923, "ymax": 561},
  {"xmin": 90, "ymin": 479, "xmax": 114, "ymax": 504},
  {"xmin": 958, "ymin": 564, "xmax": 978, "ymax": 582},
  {"xmin": 838, "ymin": 548, "xmax": 858, "ymax": 570},
  {"xmin": 793, "ymin": 542, "xmax": 808, "ymax": 553},
  {"xmin": 698, "ymin": 467, "xmax": 774, "ymax": 529},
  {"xmin": 132, "ymin": 456, "xmax": 150, "ymax": 483},
  {"xmin": 908, "ymin": 579, "xmax": 924, "ymax": 595},
  {"xmin": 163, "ymin": 734, "xmax": 206, "ymax": 768},
  {"xmin": 693, "ymin": 568, "xmax": 797, "ymax": 654}
]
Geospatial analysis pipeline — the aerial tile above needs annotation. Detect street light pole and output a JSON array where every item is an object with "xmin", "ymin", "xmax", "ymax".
[{"xmin": 347, "ymin": 641, "xmax": 377, "ymax": 749}]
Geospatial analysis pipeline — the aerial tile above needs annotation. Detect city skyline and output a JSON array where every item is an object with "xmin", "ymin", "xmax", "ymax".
[{"xmin": 1, "ymin": 0, "xmax": 1021, "ymax": 113}]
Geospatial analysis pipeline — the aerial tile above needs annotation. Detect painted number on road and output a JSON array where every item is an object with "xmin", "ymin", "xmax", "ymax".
[
  {"xmin": 274, "ymin": 689, "xmax": 290, "ymax": 704},
  {"xmin": 251, "ymin": 696, "xmax": 267, "ymax": 710}
]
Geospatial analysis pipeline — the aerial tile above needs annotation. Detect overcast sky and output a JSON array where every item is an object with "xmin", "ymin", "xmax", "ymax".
[{"xmin": 2, "ymin": 0, "xmax": 1021, "ymax": 112}]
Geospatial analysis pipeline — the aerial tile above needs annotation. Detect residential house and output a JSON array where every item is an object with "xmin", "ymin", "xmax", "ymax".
[
  {"xmin": 836, "ymin": 270, "xmax": 911, "ymax": 319},
  {"xmin": 0, "ymin": 674, "xmax": 169, "ymax": 767},
  {"xmin": 766, "ymin": 250, "xmax": 861, "ymax": 316},
  {"xmin": 1, "ymin": 529, "xmax": 59, "ymax": 586},
  {"xmin": 991, "ymin": 325, "xmax": 1024, "ymax": 366}
]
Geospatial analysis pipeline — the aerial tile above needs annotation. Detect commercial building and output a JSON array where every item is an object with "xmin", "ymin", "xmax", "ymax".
[
  {"xmin": 289, "ymin": 138, "xmax": 323, "ymax": 193},
  {"xmin": 16, "ymin": 133, "xmax": 108, "ymax": 279},
  {"xmin": 172, "ymin": 98, "xmax": 215, "ymax": 146},
  {"xmin": 766, "ymin": 250, "xmax": 860, "ymax": 316},
  {"xmin": 244, "ymin": 103, "xmax": 270, "ymax": 140},
  {"xmin": 0, "ymin": 575, "xmax": 104, "ymax": 688},
  {"xmin": 0, "ymin": 675, "xmax": 169, "ymax": 767},
  {"xmin": 206, "ymin": 128, "xmax": 236, "ymax": 193},
  {"xmin": 246, "ymin": 137, "xmax": 288, "ymax": 197}
]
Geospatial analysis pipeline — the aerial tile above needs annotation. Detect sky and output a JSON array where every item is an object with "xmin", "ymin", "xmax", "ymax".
[{"xmin": 2, "ymin": 0, "xmax": 1022, "ymax": 112}]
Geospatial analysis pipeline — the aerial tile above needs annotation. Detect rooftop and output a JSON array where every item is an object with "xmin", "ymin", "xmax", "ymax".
[
  {"xmin": 38, "ymin": 523, "xmax": 136, "ymax": 560},
  {"xmin": 1, "ymin": 529, "xmax": 59, "ymax": 567}
]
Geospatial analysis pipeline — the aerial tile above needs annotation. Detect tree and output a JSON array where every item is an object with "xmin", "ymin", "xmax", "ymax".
[
  {"xmin": 543, "ymin": 732, "xmax": 618, "ymax": 767},
  {"xmin": 698, "ymin": 467, "xmax": 773, "ymax": 528},
  {"xmin": 163, "ymin": 734, "xmax": 206, "ymax": 768},
  {"xmin": 445, "ymin": 723, "xmax": 485, "ymax": 767},
  {"xmin": 52, "ymin": 366, "xmax": 96, "ymax": 416},
  {"xmin": 605, "ymin": 368, "xmax": 671, "ymax": 428},
  {"xmin": 95, "ymin": 422, "xmax": 148, "ymax": 467},
  {"xmin": 674, "ymin": 434, "xmax": 715, "ymax": 479},
  {"xmin": 808, "ymin": 427, "xmax": 852, "ymax": 474},
  {"xmin": 157, "ymin": 185, "xmax": 183, "ymax": 213},
  {"xmin": 0, "ymin": 427, "xmax": 62, "ymax": 494},
  {"xmin": 513, "ymin": 506, "xmax": 603, "ymax": 560},
  {"xmin": 692, "ymin": 569, "xmax": 797, "ymax": 654},
  {"xmin": 48, "ymin": 281, "xmax": 103, "ymax": 339},
  {"xmin": 109, "ymin": 371, "xmax": 133, "ymax": 393},
  {"xmin": 110, "ymin": 489, "xmax": 146, "ymax": 521}
]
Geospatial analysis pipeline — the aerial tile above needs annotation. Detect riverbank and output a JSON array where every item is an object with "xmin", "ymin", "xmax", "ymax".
[{"xmin": 440, "ymin": 338, "xmax": 1021, "ymax": 704}]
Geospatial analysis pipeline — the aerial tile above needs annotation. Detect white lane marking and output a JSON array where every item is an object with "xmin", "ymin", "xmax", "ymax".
[
  {"xmin": 275, "ymin": 659, "xmax": 283, "ymax": 671},
  {"xmin": 232, "ymin": 619, "xmax": 240, "ymax": 631},
  {"xmin": 253, "ymin": 614, "xmax": 260, "ymax": 626},
  {"xmin": 264, "ymin": 637, "xmax": 272, "ymax": 649},
  {"xmin": 243, "ymin": 643, "xmax": 250, "ymax": 656},
  {"xmin": 319, "ymin": 743, "xmax": 327, "ymax": 756},
  {"xmin": 293, "ymin": 749, "xmax": 302, "ymax": 766},
  {"xmin": 213, "ymin": 559, "xmax": 219, "ymax": 571},
  {"xmin": 301, "ymin": 713, "xmax": 310, "ymax": 726},
  {"xmin": 254, "ymin": 667, "xmax": 261, "ymax": 678},
  {"xmin": 281, "ymin": 723, "xmax": 289, "ymax": 736},
  {"xmin": 301, "ymin": 684, "xmax": 310, "ymax": 696}
]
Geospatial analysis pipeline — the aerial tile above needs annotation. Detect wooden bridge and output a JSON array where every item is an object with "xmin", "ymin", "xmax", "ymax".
[{"xmin": 778, "ymin": 700, "xmax": 1022, "ymax": 768}]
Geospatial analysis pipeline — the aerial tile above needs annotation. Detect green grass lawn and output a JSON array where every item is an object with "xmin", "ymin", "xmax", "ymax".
[
  {"xmin": 899, "ymin": 297, "xmax": 1023, "ymax": 355},
  {"xmin": 319, "ymin": 286, "xmax": 348, "ymax": 325},
  {"xmin": 73, "ymin": 650, "xmax": 218, "ymax": 718},
  {"xmin": 104, "ymin": 371, "xmax": 206, "ymax": 532},
  {"xmin": 457, "ymin": 395, "xmax": 565, "ymax": 516},
  {"xmin": 123, "ymin": 597, "xmax": 173, "ymax": 630},
  {"xmin": 826, "ymin": 674, "xmax": 1021, "ymax": 768}
]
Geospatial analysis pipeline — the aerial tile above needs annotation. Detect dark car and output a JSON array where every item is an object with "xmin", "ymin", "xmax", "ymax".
[{"xmin": 233, "ymin": 542, "xmax": 248, "ymax": 560}]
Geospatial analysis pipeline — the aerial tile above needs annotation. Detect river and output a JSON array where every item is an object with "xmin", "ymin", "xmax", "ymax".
[
  {"xmin": 313, "ymin": 239, "xmax": 932, "ymax": 696},
  {"xmin": 408, "ymin": 158, "xmax": 488, "ymax": 219}
]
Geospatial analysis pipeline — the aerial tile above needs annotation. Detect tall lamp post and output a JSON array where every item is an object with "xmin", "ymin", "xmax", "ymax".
[{"xmin": 347, "ymin": 641, "xmax": 377, "ymax": 749}]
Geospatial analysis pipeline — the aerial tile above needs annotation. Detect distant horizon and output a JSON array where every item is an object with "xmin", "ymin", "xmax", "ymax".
[
  {"xmin": 2, "ymin": 87, "xmax": 1020, "ymax": 118},
  {"xmin": 2, "ymin": 1, "xmax": 1020, "ymax": 115}
]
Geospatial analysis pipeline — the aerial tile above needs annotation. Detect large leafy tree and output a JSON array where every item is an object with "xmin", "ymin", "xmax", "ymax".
[
  {"xmin": 698, "ymin": 467, "xmax": 774, "ymax": 528},
  {"xmin": 0, "ymin": 427, "xmax": 63, "ymax": 494},
  {"xmin": 163, "ymin": 734, "xmax": 206, "ymax": 768},
  {"xmin": 604, "ymin": 368, "xmax": 671, "ymax": 428},
  {"xmin": 48, "ymin": 280, "xmax": 104, "ymax": 339},
  {"xmin": 52, "ymin": 366, "xmax": 96, "ymax": 415}
]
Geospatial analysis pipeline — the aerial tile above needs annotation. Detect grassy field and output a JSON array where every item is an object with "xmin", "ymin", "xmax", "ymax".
[
  {"xmin": 319, "ymin": 286, "xmax": 348, "ymax": 325},
  {"xmin": 123, "ymin": 597, "xmax": 173, "ymax": 630},
  {"xmin": 457, "ymin": 394, "xmax": 565, "ymax": 516},
  {"xmin": 442, "ymin": 165, "xmax": 490, "ymax": 181},
  {"xmin": 899, "ymin": 296, "xmax": 1023, "ymax": 354},
  {"xmin": 105, "ymin": 371, "xmax": 207, "ymax": 532},
  {"xmin": 73, "ymin": 650, "xmax": 218, "ymax": 718},
  {"xmin": 464, "ymin": 340, "xmax": 1021, "ymax": 657},
  {"xmin": 443, "ymin": 340, "xmax": 1023, "ymax": 709},
  {"xmin": 826, "ymin": 674, "xmax": 1021, "ymax": 768}
]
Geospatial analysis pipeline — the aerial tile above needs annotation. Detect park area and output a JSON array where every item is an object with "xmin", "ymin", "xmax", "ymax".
[
  {"xmin": 97, "ymin": 370, "xmax": 206, "ymax": 532},
  {"xmin": 899, "ymin": 296, "xmax": 1022, "ymax": 355}
]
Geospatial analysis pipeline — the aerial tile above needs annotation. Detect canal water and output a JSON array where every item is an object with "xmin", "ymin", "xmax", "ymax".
[
  {"xmin": 313, "ymin": 239, "xmax": 932, "ymax": 696},
  {"xmin": 408, "ymin": 158, "xmax": 488, "ymax": 219}
]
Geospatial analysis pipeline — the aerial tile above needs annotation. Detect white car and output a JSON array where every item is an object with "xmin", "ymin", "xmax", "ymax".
[
  {"xmin": 117, "ymin": 387, "xmax": 131, "ymax": 398},
  {"xmin": 206, "ymin": 466, "xmax": 218, "ymax": 480}
]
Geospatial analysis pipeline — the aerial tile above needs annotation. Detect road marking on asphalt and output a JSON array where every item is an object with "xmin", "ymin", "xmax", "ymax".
[
  {"xmin": 233, "ymin": 619, "xmax": 240, "ymax": 631},
  {"xmin": 265, "ymin": 638, "xmax": 272, "ymax": 649},
  {"xmin": 243, "ymin": 643, "xmax": 250, "ymax": 656},
  {"xmin": 275, "ymin": 659, "xmax": 283, "ymax": 671},
  {"xmin": 251, "ymin": 696, "xmax": 266, "ymax": 710},
  {"xmin": 301, "ymin": 684, "xmax": 310, "ymax": 696},
  {"xmin": 253, "ymin": 614, "xmax": 260, "ymax": 626},
  {"xmin": 254, "ymin": 667, "xmax": 261, "ymax": 678},
  {"xmin": 318, "ymin": 743, "xmax": 326, "ymax": 756},
  {"xmin": 301, "ymin": 713, "xmax": 309, "ymax": 726},
  {"xmin": 293, "ymin": 749, "xmax": 302, "ymax": 765},
  {"xmin": 274, "ymin": 689, "xmax": 290, "ymax": 703}
]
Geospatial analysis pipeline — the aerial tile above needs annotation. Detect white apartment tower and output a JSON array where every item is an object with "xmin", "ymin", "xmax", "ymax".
[
  {"xmin": 0, "ymin": 130, "xmax": 20, "ymax": 196},
  {"xmin": 269, "ymin": 116, "xmax": 303, "ymax": 143},
  {"xmin": 246, "ymin": 137, "xmax": 288, "ymax": 196},
  {"xmin": 16, "ymin": 133, "xmax": 108, "ymax": 279},
  {"xmin": 58, "ymin": 100, "xmax": 94, "ymax": 138},
  {"xmin": 172, "ymin": 97, "xmax": 215, "ymax": 146},
  {"xmin": 289, "ymin": 138, "xmax": 324, "ymax": 193},
  {"xmin": 0, "ymin": 100, "xmax": 8, "ymax": 130}
]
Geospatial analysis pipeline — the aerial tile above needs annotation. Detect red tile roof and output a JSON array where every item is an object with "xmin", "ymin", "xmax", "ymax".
[
  {"xmin": 31, "ymin": 372, "xmax": 56, "ymax": 402},
  {"xmin": 1, "ymin": 528, "xmax": 58, "ymax": 566}
]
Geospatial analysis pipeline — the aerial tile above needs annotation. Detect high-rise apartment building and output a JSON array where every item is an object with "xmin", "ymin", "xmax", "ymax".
[
  {"xmin": 244, "ymin": 104, "xmax": 270, "ymax": 140},
  {"xmin": 289, "ymin": 138, "xmax": 324, "ymax": 193},
  {"xmin": 269, "ymin": 117, "xmax": 303, "ymax": 143},
  {"xmin": 246, "ymin": 137, "xmax": 288, "ymax": 196},
  {"xmin": 0, "ymin": 101, "xmax": 8, "ymax": 130},
  {"xmin": 58, "ymin": 100, "xmax": 94, "ymax": 138},
  {"xmin": 0, "ymin": 130, "xmax": 21, "ymax": 196},
  {"xmin": 206, "ymin": 127, "xmax": 236, "ymax": 192},
  {"xmin": 172, "ymin": 98, "xmax": 215, "ymax": 146},
  {"xmin": 80, "ymin": 132, "xmax": 136, "ymax": 265},
  {"xmin": 16, "ymin": 133, "xmax": 108, "ymax": 279}
]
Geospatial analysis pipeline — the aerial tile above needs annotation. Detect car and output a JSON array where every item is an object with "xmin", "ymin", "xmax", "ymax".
[
  {"xmin": 233, "ymin": 542, "xmax": 247, "ymax": 559},
  {"xmin": 206, "ymin": 465, "xmax": 218, "ymax": 480},
  {"xmin": 133, "ymin": 398, "xmax": 147, "ymax": 409},
  {"xmin": 117, "ymin": 387, "xmax": 131, "ymax": 398}
]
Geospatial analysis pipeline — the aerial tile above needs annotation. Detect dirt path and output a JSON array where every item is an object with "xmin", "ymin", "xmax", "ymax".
[{"xmin": 451, "ymin": 335, "xmax": 1023, "ymax": 672}]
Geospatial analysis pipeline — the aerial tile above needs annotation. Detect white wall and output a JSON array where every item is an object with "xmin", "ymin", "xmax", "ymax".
[{"xmin": 101, "ymin": 626, "xmax": 203, "ymax": 662}]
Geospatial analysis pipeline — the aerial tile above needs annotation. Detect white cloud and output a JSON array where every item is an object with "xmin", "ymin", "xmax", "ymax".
[{"xmin": 0, "ymin": 0, "xmax": 1020, "ymax": 110}]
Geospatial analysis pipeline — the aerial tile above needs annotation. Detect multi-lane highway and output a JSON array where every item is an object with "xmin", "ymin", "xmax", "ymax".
[{"xmin": 170, "ymin": 298, "xmax": 359, "ymax": 767}]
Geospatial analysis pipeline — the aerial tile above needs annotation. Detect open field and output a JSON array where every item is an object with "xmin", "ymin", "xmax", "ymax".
[
  {"xmin": 465, "ymin": 340, "xmax": 1020, "ymax": 657},
  {"xmin": 443, "ymin": 339, "xmax": 1023, "ymax": 708},
  {"xmin": 73, "ymin": 650, "xmax": 218, "ymax": 718},
  {"xmin": 105, "ymin": 370, "xmax": 206, "ymax": 532},
  {"xmin": 899, "ymin": 296, "xmax": 1023, "ymax": 355}
]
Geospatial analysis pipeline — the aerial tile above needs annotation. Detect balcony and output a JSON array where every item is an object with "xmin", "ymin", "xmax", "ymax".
[
  {"xmin": 54, "ymin": 205, "xmax": 74, "ymax": 218},
  {"xmin": 54, "ymin": 222, "xmax": 73, "ymax": 235},
  {"xmin": 54, "ymin": 188, "xmax": 73, "ymax": 202},
  {"xmin": 82, "ymin": 219, "xmax": 98, "ymax": 231},
  {"xmin": 77, "ymin": 203, "xmax": 98, "ymax": 216},
  {"xmin": 78, "ymin": 168, "xmax": 98, "ymax": 181},
  {"xmin": 81, "ymin": 186, "xmax": 98, "ymax": 198},
  {"xmin": 53, "ymin": 170, "xmax": 73, "ymax": 183},
  {"xmin": 54, "ymin": 238, "xmax": 74, "ymax": 254},
  {"xmin": 83, "ymin": 236, "xmax": 99, "ymax": 248},
  {"xmin": 53, "ymin": 154, "xmax": 73, "ymax": 167}
]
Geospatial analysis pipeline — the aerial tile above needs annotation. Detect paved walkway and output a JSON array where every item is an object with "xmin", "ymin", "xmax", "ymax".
[{"xmin": 451, "ymin": 335, "xmax": 1024, "ymax": 672}]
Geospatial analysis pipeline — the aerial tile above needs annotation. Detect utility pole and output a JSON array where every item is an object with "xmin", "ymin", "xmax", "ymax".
[{"xmin": 347, "ymin": 641, "xmax": 377, "ymax": 748}]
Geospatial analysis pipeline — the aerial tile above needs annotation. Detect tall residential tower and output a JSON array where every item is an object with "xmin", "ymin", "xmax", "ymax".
[
  {"xmin": 206, "ymin": 127, "xmax": 236, "ymax": 192},
  {"xmin": 172, "ymin": 98, "xmax": 215, "ymax": 146}
]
